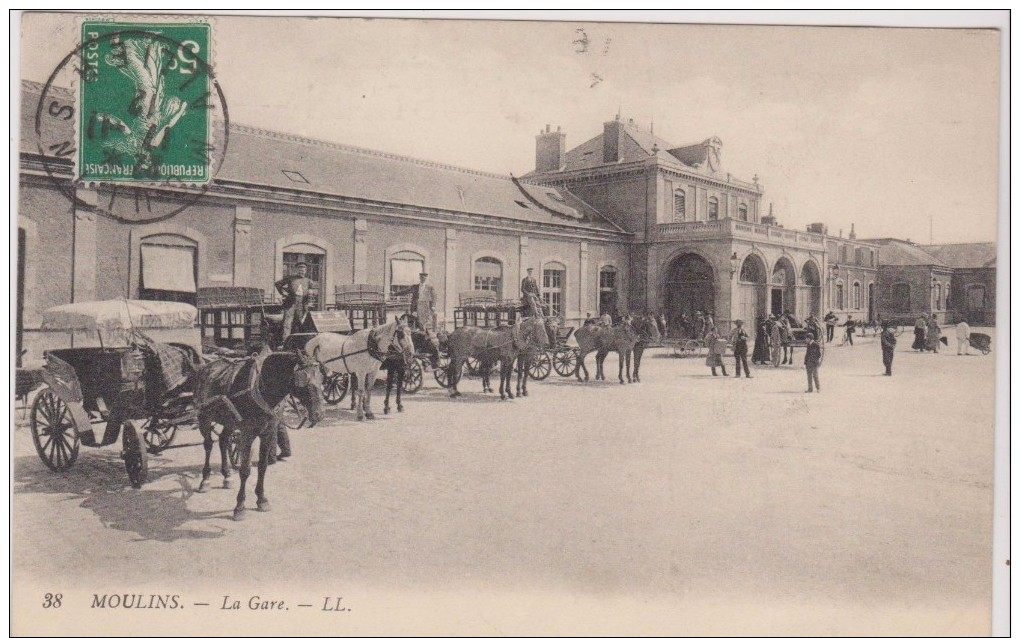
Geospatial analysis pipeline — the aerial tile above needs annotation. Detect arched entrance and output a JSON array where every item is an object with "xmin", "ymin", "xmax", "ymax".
[
  {"xmin": 664, "ymin": 253, "xmax": 715, "ymax": 325},
  {"xmin": 771, "ymin": 257, "xmax": 796, "ymax": 317},
  {"xmin": 737, "ymin": 254, "xmax": 768, "ymax": 327},
  {"xmin": 800, "ymin": 261, "xmax": 821, "ymax": 318}
]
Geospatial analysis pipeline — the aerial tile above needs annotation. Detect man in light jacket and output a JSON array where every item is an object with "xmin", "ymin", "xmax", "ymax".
[{"xmin": 956, "ymin": 320, "xmax": 971, "ymax": 356}]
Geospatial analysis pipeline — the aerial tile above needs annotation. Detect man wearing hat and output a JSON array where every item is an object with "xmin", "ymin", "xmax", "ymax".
[
  {"xmin": 410, "ymin": 272, "xmax": 436, "ymax": 331},
  {"xmin": 521, "ymin": 267, "xmax": 543, "ymax": 318},
  {"xmin": 729, "ymin": 319, "xmax": 752, "ymax": 378},
  {"xmin": 275, "ymin": 262, "xmax": 316, "ymax": 343}
]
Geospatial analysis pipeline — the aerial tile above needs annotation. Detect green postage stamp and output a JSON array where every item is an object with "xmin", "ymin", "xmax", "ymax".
[{"xmin": 77, "ymin": 21, "xmax": 212, "ymax": 183}]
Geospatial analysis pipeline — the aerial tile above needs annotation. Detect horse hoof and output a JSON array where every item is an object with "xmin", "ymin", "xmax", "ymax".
[
  {"xmin": 222, "ymin": 478, "xmax": 233, "ymax": 489},
  {"xmin": 233, "ymin": 509, "xmax": 246, "ymax": 521},
  {"xmin": 500, "ymin": 396, "xmax": 506, "ymax": 401},
  {"xmin": 397, "ymin": 405, "xmax": 404, "ymax": 412},
  {"xmin": 507, "ymin": 393, "xmax": 514, "ymax": 400},
  {"xmin": 257, "ymin": 500, "xmax": 271, "ymax": 512},
  {"xmin": 197, "ymin": 482, "xmax": 209, "ymax": 494},
  {"xmin": 620, "ymin": 380, "xmax": 626, "ymax": 385},
  {"xmin": 522, "ymin": 390, "xmax": 528, "ymax": 397},
  {"xmin": 384, "ymin": 407, "xmax": 390, "ymax": 415},
  {"xmin": 357, "ymin": 414, "xmax": 365, "ymax": 421},
  {"xmin": 366, "ymin": 413, "xmax": 376, "ymax": 420}
]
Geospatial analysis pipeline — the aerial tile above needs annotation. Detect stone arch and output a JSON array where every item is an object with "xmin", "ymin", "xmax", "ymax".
[
  {"xmin": 384, "ymin": 242, "xmax": 431, "ymax": 299},
  {"xmin": 770, "ymin": 255, "xmax": 797, "ymax": 316},
  {"xmin": 663, "ymin": 252, "xmax": 716, "ymax": 326},
  {"xmin": 736, "ymin": 252, "xmax": 768, "ymax": 327},
  {"xmin": 801, "ymin": 259, "xmax": 822, "ymax": 317}
]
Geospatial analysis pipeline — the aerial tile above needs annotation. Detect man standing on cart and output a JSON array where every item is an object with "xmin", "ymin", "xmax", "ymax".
[
  {"xmin": 521, "ymin": 267, "xmax": 544, "ymax": 318},
  {"xmin": 410, "ymin": 272, "xmax": 437, "ymax": 332},
  {"xmin": 275, "ymin": 262, "xmax": 316, "ymax": 343}
]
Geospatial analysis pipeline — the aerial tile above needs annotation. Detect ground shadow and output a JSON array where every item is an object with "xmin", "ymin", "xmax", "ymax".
[{"xmin": 14, "ymin": 453, "xmax": 230, "ymax": 542}]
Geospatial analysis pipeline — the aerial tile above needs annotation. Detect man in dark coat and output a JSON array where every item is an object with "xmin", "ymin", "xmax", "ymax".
[
  {"xmin": 881, "ymin": 323, "xmax": 897, "ymax": 376},
  {"xmin": 520, "ymin": 267, "xmax": 543, "ymax": 317},
  {"xmin": 730, "ymin": 319, "xmax": 752, "ymax": 378},
  {"xmin": 823, "ymin": 311, "xmax": 838, "ymax": 343},
  {"xmin": 275, "ymin": 262, "xmax": 316, "ymax": 342},
  {"xmin": 409, "ymin": 272, "xmax": 437, "ymax": 331},
  {"xmin": 752, "ymin": 316, "xmax": 770, "ymax": 364},
  {"xmin": 804, "ymin": 334, "xmax": 823, "ymax": 392}
]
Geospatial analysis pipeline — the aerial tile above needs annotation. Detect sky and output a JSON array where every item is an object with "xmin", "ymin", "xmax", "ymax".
[{"xmin": 19, "ymin": 12, "xmax": 1002, "ymax": 243}]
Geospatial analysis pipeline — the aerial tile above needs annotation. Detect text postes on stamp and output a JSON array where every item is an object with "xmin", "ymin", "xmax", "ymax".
[{"xmin": 78, "ymin": 22, "xmax": 212, "ymax": 184}]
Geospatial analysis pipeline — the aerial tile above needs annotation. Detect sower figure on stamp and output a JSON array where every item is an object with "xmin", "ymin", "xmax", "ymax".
[
  {"xmin": 410, "ymin": 272, "xmax": 437, "ymax": 332},
  {"xmin": 275, "ymin": 262, "xmax": 316, "ymax": 344},
  {"xmin": 521, "ymin": 267, "xmax": 544, "ymax": 318}
]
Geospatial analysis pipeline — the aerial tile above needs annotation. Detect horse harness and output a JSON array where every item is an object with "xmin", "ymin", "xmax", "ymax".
[
  {"xmin": 198, "ymin": 355, "xmax": 277, "ymax": 425},
  {"xmin": 316, "ymin": 326, "xmax": 403, "ymax": 374}
]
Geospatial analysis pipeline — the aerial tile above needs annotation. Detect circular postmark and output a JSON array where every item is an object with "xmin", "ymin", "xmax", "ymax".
[{"xmin": 32, "ymin": 23, "xmax": 229, "ymax": 224}]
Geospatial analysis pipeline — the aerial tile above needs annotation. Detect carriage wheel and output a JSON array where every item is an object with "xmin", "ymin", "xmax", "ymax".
[
  {"xmin": 143, "ymin": 417, "xmax": 178, "ymax": 454},
  {"xmin": 276, "ymin": 394, "xmax": 309, "ymax": 430},
  {"xmin": 465, "ymin": 356, "xmax": 480, "ymax": 377},
  {"xmin": 30, "ymin": 389, "xmax": 80, "ymax": 473},
  {"xmin": 528, "ymin": 352, "xmax": 552, "ymax": 380},
  {"xmin": 683, "ymin": 340, "xmax": 702, "ymax": 357},
  {"xmin": 121, "ymin": 422, "xmax": 148, "ymax": 489},
  {"xmin": 433, "ymin": 353, "xmax": 452, "ymax": 388},
  {"xmin": 552, "ymin": 349, "xmax": 578, "ymax": 377},
  {"xmin": 671, "ymin": 341, "xmax": 685, "ymax": 357},
  {"xmin": 322, "ymin": 371, "xmax": 349, "ymax": 405},
  {"xmin": 402, "ymin": 359, "xmax": 424, "ymax": 394}
]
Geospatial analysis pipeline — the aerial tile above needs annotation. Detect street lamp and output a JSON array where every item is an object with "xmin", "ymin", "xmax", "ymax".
[{"xmin": 729, "ymin": 252, "xmax": 739, "ymax": 279}]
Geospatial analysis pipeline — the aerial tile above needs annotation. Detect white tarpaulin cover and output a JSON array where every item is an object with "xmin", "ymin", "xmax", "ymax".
[
  {"xmin": 142, "ymin": 244, "xmax": 197, "ymax": 292},
  {"xmin": 41, "ymin": 300, "xmax": 198, "ymax": 334},
  {"xmin": 390, "ymin": 257, "xmax": 423, "ymax": 286}
]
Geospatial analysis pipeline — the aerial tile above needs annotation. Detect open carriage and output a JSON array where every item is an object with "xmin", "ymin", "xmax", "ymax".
[{"xmin": 27, "ymin": 300, "xmax": 202, "ymax": 488}]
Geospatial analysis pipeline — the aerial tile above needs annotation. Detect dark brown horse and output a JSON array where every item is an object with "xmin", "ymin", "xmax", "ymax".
[
  {"xmin": 574, "ymin": 320, "xmax": 641, "ymax": 384},
  {"xmin": 194, "ymin": 350, "xmax": 325, "ymax": 520},
  {"xmin": 381, "ymin": 328, "xmax": 441, "ymax": 414},
  {"xmin": 444, "ymin": 317, "xmax": 550, "ymax": 400},
  {"xmin": 629, "ymin": 315, "xmax": 661, "ymax": 382}
]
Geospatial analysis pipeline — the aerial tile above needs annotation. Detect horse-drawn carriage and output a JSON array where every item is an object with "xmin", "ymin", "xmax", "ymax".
[{"xmin": 27, "ymin": 300, "xmax": 202, "ymax": 487}]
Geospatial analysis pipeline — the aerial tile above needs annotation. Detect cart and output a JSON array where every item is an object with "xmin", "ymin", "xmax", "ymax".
[
  {"xmin": 196, "ymin": 287, "xmax": 271, "ymax": 353},
  {"xmin": 28, "ymin": 300, "xmax": 202, "ymax": 488},
  {"xmin": 968, "ymin": 332, "xmax": 992, "ymax": 355},
  {"xmin": 526, "ymin": 325, "xmax": 580, "ymax": 380}
]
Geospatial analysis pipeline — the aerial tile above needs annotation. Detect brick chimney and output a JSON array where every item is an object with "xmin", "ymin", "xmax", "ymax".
[
  {"xmin": 535, "ymin": 124, "xmax": 565, "ymax": 173},
  {"xmin": 603, "ymin": 116, "xmax": 625, "ymax": 164}
]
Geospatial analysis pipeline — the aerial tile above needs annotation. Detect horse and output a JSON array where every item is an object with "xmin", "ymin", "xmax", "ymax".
[
  {"xmin": 778, "ymin": 319, "xmax": 796, "ymax": 365},
  {"xmin": 444, "ymin": 316, "xmax": 550, "ymax": 400},
  {"xmin": 381, "ymin": 327, "xmax": 442, "ymax": 415},
  {"xmin": 194, "ymin": 349, "xmax": 325, "ymax": 520},
  {"xmin": 574, "ymin": 320, "xmax": 641, "ymax": 384},
  {"xmin": 629, "ymin": 315, "xmax": 661, "ymax": 382},
  {"xmin": 305, "ymin": 321, "xmax": 415, "ymax": 421}
]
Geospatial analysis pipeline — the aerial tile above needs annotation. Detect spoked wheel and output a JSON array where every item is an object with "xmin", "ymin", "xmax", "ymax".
[
  {"xmin": 276, "ymin": 394, "xmax": 309, "ymax": 430},
  {"xmin": 683, "ymin": 340, "xmax": 702, "ymax": 357},
  {"xmin": 30, "ymin": 388, "xmax": 80, "ymax": 473},
  {"xmin": 121, "ymin": 422, "xmax": 148, "ymax": 489},
  {"xmin": 402, "ymin": 359, "xmax": 424, "ymax": 394},
  {"xmin": 552, "ymin": 349, "xmax": 579, "ymax": 377},
  {"xmin": 528, "ymin": 352, "xmax": 552, "ymax": 380},
  {"xmin": 465, "ymin": 356, "xmax": 480, "ymax": 378},
  {"xmin": 322, "ymin": 371, "xmax": 349, "ymax": 406},
  {"xmin": 143, "ymin": 416, "xmax": 178, "ymax": 454},
  {"xmin": 671, "ymin": 341, "xmax": 685, "ymax": 357},
  {"xmin": 433, "ymin": 353, "xmax": 452, "ymax": 388}
]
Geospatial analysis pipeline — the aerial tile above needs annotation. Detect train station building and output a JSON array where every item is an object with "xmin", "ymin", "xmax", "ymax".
[{"xmin": 17, "ymin": 80, "xmax": 993, "ymax": 361}]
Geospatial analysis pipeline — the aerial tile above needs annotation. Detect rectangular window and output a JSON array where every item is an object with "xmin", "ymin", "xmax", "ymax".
[
  {"xmin": 839, "ymin": 245, "xmax": 848, "ymax": 264},
  {"xmin": 140, "ymin": 244, "xmax": 197, "ymax": 304},
  {"xmin": 599, "ymin": 269, "xmax": 616, "ymax": 290},
  {"xmin": 283, "ymin": 252, "xmax": 324, "ymax": 309},
  {"xmin": 967, "ymin": 285, "xmax": 986, "ymax": 310},
  {"xmin": 542, "ymin": 268, "xmax": 564, "ymax": 316}
]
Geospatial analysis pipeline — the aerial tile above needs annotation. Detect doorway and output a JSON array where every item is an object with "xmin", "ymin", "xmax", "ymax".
[{"xmin": 770, "ymin": 289, "xmax": 784, "ymax": 316}]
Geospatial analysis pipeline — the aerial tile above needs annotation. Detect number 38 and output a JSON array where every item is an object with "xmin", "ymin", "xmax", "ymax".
[
  {"xmin": 43, "ymin": 592, "xmax": 62, "ymax": 608},
  {"xmin": 168, "ymin": 40, "xmax": 201, "ymax": 75}
]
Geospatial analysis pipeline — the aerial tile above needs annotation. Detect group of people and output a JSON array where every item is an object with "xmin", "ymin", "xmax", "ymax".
[{"xmin": 671, "ymin": 311, "xmax": 718, "ymax": 341}]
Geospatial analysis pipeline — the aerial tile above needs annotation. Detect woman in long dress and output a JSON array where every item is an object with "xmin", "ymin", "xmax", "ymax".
[
  {"xmin": 752, "ymin": 316, "xmax": 770, "ymax": 364},
  {"xmin": 911, "ymin": 315, "xmax": 928, "ymax": 351},
  {"xmin": 925, "ymin": 315, "xmax": 942, "ymax": 353}
]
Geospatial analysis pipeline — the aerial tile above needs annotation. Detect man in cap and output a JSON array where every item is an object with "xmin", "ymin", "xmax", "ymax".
[
  {"xmin": 410, "ymin": 272, "xmax": 437, "ymax": 331},
  {"xmin": 730, "ymin": 319, "xmax": 752, "ymax": 378},
  {"xmin": 275, "ymin": 262, "xmax": 316, "ymax": 343},
  {"xmin": 521, "ymin": 267, "xmax": 544, "ymax": 318}
]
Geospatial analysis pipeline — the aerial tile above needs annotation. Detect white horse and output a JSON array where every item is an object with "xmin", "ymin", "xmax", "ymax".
[{"xmin": 305, "ymin": 321, "xmax": 415, "ymax": 421}]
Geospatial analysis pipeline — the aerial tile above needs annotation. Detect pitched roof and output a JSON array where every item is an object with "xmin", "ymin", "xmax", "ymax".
[
  {"xmin": 554, "ymin": 122, "xmax": 679, "ymax": 173},
  {"xmin": 865, "ymin": 239, "xmax": 948, "ymax": 267},
  {"xmin": 918, "ymin": 243, "xmax": 997, "ymax": 269},
  {"xmin": 19, "ymin": 81, "xmax": 627, "ymax": 235}
]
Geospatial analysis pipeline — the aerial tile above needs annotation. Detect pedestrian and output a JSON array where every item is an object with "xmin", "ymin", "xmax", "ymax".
[
  {"xmin": 840, "ymin": 314, "xmax": 856, "ymax": 346},
  {"xmin": 804, "ymin": 333, "xmax": 823, "ymax": 393},
  {"xmin": 704, "ymin": 312, "xmax": 716, "ymax": 338},
  {"xmin": 751, "ymin": 315, "xmax": 770, "ymax": 364},
  {"xmin": 911, "ymin": 314, "xmax": 928, "ymax": 351},
  {"xmin": 805, "ymin": 314, "xmax": 822, "ymax": 342},
  {"xmin": 410, "ymin": 272, "xmax": 438, "ymax": 331},
  {"xmin": 705, "ymin": 328, "xmax": 728, "ymax": 377},
  {"xmin": 692, "ymin": 311, "xmax": 705, "ymax": 341},
  {"xmin": 769, "ymin": 316, "xmax": 783, "ymax": 367},
  {"xmin": 730, "ymin": 319, "xmax": 752, "ymax": 378},
  {"xmin": 956, "ymin": 319, "xmax": 971, "ymax": 355},
  {"xmin": 657, "ymin": 312, "xmax": 668, "ymax": 338},
  {"xmin": 600, "ymin": 311, "xmax": 613, "ymax": 327},
  {"xmin": 824, "ymin": 310, "xmax": 838, "ymax": 343},
  {"xmin": 925, "ymin": 314, "xmax": 942, "ymax": 353},
  {"xmin": 881, "ymin": 322, "xmax": 897, "ymax": 375},
  {"xmin": 274, "ymin": 262, "xmax": 316, "ymax": 343},
  {"xmin": 267, "ymin": 418, "xmax": 292, "ymax": 464}
]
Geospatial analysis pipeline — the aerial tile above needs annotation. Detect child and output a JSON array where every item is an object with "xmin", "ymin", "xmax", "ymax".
[
  {"xmin": 705, "ymin": 329, "xmax": 728, "ymax": 377},
  {"xmin": 804, "ymin": 334, "xmax": 822, "ymax": 392}
]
